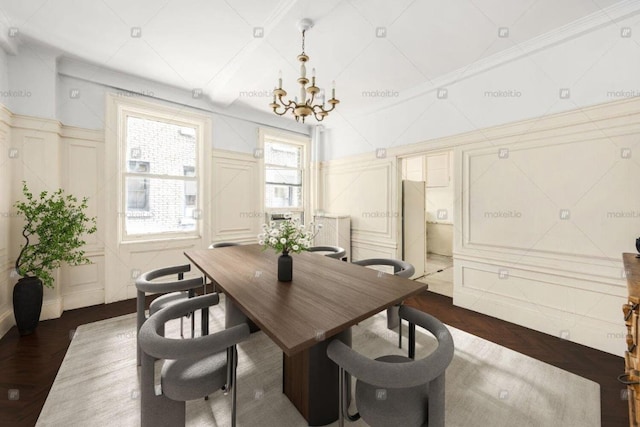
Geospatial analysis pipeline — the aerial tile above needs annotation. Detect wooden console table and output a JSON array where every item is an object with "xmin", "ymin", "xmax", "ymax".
[{"xmin": 622, "ymin": 253, "xmax": 640, "ymax": 426}]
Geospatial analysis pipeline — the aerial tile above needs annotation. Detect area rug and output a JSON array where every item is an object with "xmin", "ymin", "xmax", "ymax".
[{"xmin": 36, "ymin": 295, "xmax": 600, "ymax": 426}]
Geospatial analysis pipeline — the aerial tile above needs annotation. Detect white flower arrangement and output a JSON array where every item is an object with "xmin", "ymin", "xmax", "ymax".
[{"xmin": 258, "ymin": 215, "xmax": 322, "ymax": 254}]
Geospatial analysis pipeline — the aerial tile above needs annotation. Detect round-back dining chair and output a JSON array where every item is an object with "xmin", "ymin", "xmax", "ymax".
[
  {"xmin": 351, "ymin": 258, "xmax": 415, "ymax": 348},
  {"xmin": 307, "ymin": 245, "xmax": 347, "ymax": 260},
  {"xmin": 327, "ymin": 305, "xmax": 454, "ymax": 427}
]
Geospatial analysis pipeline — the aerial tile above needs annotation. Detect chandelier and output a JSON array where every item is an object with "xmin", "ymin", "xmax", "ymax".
[{"xmin": 270, "ymin": 19, "xmax": 339, "ymax": 123}]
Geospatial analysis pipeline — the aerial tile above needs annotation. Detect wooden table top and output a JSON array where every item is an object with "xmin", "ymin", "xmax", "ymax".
[
  {"xmin": 185, "ymin": 244, "xmax": 429, "ymax": 356},
  {"xmin": 623, "ymin": 253, "xmax": 640, "ymax": 299}
]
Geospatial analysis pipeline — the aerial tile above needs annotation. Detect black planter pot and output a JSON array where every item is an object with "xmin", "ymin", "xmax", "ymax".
[
  {"xmin": 278, "ymin": 252, "xmax": 293, "ymax": 282},
  {"xmin": 13, "ymin": 276, "xmax": 43, "ymax": 336}
]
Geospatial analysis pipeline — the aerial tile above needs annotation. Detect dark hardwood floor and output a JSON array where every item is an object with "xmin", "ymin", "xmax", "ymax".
[{"xmin": 0, "ymin": 290, "xmax": 627, "ymax": 427}]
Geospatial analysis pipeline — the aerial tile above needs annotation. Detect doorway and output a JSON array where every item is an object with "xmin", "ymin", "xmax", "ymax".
[{"xmin": 400, "ymin": 151, "xmax": 454, "ymax": 297}]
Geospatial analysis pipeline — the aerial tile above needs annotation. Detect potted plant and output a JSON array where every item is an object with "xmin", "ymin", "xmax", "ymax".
[
  {"xmin": 13, "ymin": 182, "xmax": 97, "ymax": 335},
  {"xmin": 258, "ymin": 216, "xmax": 320, "ymax": 282}
]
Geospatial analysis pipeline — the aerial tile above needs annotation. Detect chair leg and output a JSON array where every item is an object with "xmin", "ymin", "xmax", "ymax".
[
  {"xmin": 231, "ymin": 345, "xmax": 238, "ymax": 427},
  {"xmin": 136, "ymin": 291, "xmax": 146, "ymax": 367},
  {"xmin": 409, "ymin": 322, "xmax": 416, "ymax": 360},
  {"xmin": 398, "ymin": 317, "xmax": 402, "ymax": 349},
  {"xmin": 339, "ymin": 367, "xmax": 360, "ymax": 423},
  {"xmin": 223, "ymin": 346, "xmax": 234, "ymax": 395},
  {"xmin": 338, "ymin": 367, "xmax": 345, "ymax": 427},
  {"xmin": 141, "ymin": 351, "xmax": 185, "ymax": 427}
]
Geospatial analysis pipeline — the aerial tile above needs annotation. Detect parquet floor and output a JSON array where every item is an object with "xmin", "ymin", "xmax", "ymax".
[{"xmin": 0, "ymin": 290, "xmax": 626, "ymax": 427}]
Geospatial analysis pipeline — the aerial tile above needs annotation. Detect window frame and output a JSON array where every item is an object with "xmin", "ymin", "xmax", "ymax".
[
  {"xmin": 259, "ymin": 129, "xmax": 310, "ymax": 222},
  {"xmin": 116, "ymin": 102, "xmax": 206, "ymax": 242}
]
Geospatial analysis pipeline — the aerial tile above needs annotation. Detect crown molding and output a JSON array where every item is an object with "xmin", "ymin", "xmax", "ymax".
[
  {"xmin": 57, "ymin": 56, "xmax": 310, "ymax": 135},
  {"xmin": 360, "ymin": 0, "xmax": 640, "ymax": 116},
  {"xmin": 322, "ymin": 94, "xmax": 640, "ymax": 164}
]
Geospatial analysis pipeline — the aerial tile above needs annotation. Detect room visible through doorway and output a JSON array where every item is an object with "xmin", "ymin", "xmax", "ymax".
[{"xmin": 400, "ymin": 152, "xmax": 454, "ymax": 298}]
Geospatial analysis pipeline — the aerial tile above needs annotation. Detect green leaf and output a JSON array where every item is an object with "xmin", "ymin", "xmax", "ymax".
[{"xmin": 14, "ymin": 182, "xmax": 97, "ymax": 288}]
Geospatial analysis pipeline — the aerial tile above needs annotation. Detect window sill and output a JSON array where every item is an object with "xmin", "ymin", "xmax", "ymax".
[{"xmin": 120, "ymin": 234, "xmax": 202, "ymax": 247}]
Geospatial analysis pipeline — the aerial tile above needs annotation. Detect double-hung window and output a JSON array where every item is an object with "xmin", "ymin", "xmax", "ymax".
[
  {"xmin": 262, "ymin": 132, "xmax": 310, "ymax": 221},
  {"xmin": 120, "ymin": 111, "xmax": 203, "ymax": 240}
]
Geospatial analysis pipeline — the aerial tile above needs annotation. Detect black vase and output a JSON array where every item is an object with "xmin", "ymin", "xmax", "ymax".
[
  {"xmin": 636, "ymin": 237, "xmax": 640, "ymax": 254},
  {"xmin": 278, "ymin": 252, "xmax": 293, "ymax": 282},
  {"xmin": 13, "ymin": 276, "xmax": 43, "ymax": 336}
]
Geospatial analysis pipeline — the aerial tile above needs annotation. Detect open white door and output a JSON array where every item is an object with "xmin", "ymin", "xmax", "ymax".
[{"xmin": 402, "ymin": 180, "xmax": 426, "ymax": 279}]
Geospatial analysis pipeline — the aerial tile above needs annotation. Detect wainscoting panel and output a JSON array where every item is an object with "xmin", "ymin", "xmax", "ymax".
[
  {"xmin": 61, "ymin": 128, "xmax": 105, "ymax": 310},
  {"xmin": 465, "ymin": 139, "xmax": 638, "ymax": 257},
  {"xmin": 211, "ymin": 150, "xmax": 260, "ymax": 244},
  {"xmin": 321, "ymin": 157, "xmax": 399, "ymax": 258},
  {"xmin": 454, "ymin": 258, "xmax": 626, "ymax": 355},
  {"xmin": 351, "ymin": 241, "xmax": 397, "ymax": 263},
  {"xmin": 0, "ymin": 107, "xmax": 13, "ymax": 336},
  {"xmin": 453, "ymin": 100, "xmax": 640, "ymax": 356}
]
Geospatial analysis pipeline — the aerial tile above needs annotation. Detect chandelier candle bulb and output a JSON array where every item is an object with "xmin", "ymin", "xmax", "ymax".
[
  {"xmin": 278, "ymin": 70, "xmax": 282, "ymax": 89},
  {"xmin": 332, "ymin": 80, "xmax": 336, "ymax": 99}
]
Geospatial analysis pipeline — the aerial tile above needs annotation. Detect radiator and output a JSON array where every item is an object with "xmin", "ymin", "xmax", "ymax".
[{"xmin": 313, "ymin": 214, "xmax": 351, "ymax": 261}]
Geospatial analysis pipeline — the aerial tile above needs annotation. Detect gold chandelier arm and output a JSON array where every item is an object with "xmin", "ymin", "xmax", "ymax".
[{"xmin": 271, "ymin": 97, "xmax": 296, "ymax": 116}]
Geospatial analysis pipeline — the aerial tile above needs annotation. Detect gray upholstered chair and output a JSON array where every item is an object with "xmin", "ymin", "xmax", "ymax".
[
  {"xmin": 138, "ymin": 293, "xmax": 250, "ymax": 427},
  {"xmin": 135, "ymin": 264, "xmax": 204, "ymax": 365},
  {"xmin": 352, "ymin": 258, "xmax": 415, "ymax": 347},
  {"xmin": 307, "ymin": 245, "xmax": 347, "ymax": 259},
  {"xmin": 206, "ymin": 242, "xmax": 259, "ymax": 334},
  {"xmin": 208, "ymin": 242, "xmax": 241, "ymax": 249},
  {"xmin": 327, "ymin": 305, "xmax": 454, "ymax": 427}
]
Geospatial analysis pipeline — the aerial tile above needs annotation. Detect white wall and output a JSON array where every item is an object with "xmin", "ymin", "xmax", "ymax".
[
  {"xmin": 6, "ymin": 43, "xmax": 57, "ymax": 119},
  {"xmin": 0, "ymin": 48, "xmax": 8, "ymax": 93},
  {"xmin": 321, "ymin": 96, "xmax": 640, "ymax": 356},
  {"xmin": 324, "ymin": 12, "xmax": 640, "ymax": 161}
]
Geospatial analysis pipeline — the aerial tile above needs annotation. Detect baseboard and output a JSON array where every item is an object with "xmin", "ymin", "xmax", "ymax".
[
  {"xmin": 0, "ymin": 307, "xmax": 15, "ymax": 338},
  {"xmin": 62, "ymin": 289, "xmax": 104, "ymax": 311}
]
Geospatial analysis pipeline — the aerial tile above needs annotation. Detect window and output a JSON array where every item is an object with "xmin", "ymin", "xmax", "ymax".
[
  {"xmin": 264, "ymin": 140, "xmax": 304, "ymax": 209},
  {"xmin": 261, "ymin": 131, "xmax": 310, "ymax": 224},
  {"xmin": 122, "ymin": 115, "xmax": 200, "ymax": 238}
]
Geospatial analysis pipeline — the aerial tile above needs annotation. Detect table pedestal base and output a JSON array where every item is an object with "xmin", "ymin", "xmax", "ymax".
[{"xmin": 283, "ymin": 329, "xmax": 352, "ymax": 426}]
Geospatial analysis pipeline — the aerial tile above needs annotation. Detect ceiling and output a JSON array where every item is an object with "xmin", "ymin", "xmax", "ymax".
[{"xmin": 0, "ymin": 0, "xmax": 630, "ymax": 122}]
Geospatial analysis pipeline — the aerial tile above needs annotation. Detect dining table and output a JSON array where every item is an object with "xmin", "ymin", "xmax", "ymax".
[{"xmin": 184, "ymin": 244, "xmax": 429, "ymax": 426}]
